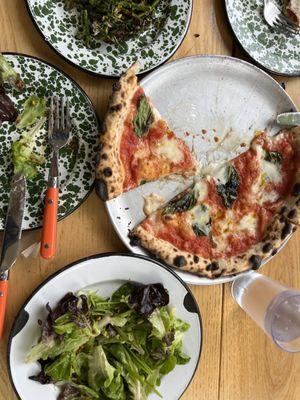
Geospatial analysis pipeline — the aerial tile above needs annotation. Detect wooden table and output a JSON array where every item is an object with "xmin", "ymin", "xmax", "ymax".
[{"xmin": 1, "ymin": 1, "xmax": 300, "ymax": 399}]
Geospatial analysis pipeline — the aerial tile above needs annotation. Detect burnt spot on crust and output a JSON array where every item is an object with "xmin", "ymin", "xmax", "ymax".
[
  {"xmin": 287, "ymin": 209, "xmax": 297, "ymax": 220},
  {"xmin": 127, "ymin": 76, "xmax": 134, "ymax": 84},
  {"xmin": 110, "ymin": 104, "xmax": 122, "ymax": 113},
  {"xmin": 193, "ymin": 255, "xmax": 199, "ymax": 263},
  {"xmin": 293, "ymin": 226, "xmax": 297, "ymax": 233},
  {"xmin": 281, "ymin": 221, "xmax": 292, "ymax": 240},
  {"xmin": 129, "ymin": 235, "xmax": 140, "ymax": 247},
  {"xmin": 292, "ymin": 183, "xmax": 300, "ymax": 196},
  {"xmin": 279, "ymin": 215, "xmax": 285, "ymax": 223},
  {"xmin": 95, "ymin": 179, "xmax": 108, "ymax": 201},
  {"xmin": 173, "ymin": 256, "xmax": 187, "ymax": 268},
  {"xmin": 112, "ymin": 81, "xmax": 121, "ymax": 91},
  {"xmin": 271, "ymin": 248, "xmax": 278, "ymax": 256},
  {"xmin": 99, "ymin": 122, "xmax": 107, "ymax": 135},
  {"xmin": 249, "ymin": 255, "xmax": 262, "ymax": 270},
  {"xmin": 296, "ymin": 199, "xmax": 300, "ymax": 207},
  {"xmin": 280, "ymin": 206, "xmax": 287, "ymax": 215},
  {"xmin": 103, "ymin": 167, "xmax": 113, "ymax": 177},
  {"xmin": 101, "ymin": 153, "xmax": 108, "ymax": 160},
  {"xmin": 206, "ymin": 262, "xmax": 219, "ymax": 272},
  {"xmin": 212, "ymin": 269, "xmax": 225, "ymax": 278},
  {"xmin": 262, "ymin": 242, "xmax": 272, "ymax": 253}
]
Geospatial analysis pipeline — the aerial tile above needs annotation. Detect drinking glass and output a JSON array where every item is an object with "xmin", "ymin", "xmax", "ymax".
[{"xmin": 231, "ymin": 271, "xmax": 300, "ymax": 352}]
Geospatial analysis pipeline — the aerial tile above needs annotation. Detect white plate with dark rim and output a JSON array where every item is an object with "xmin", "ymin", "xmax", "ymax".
[
  {"xmin": 8, "ymin": 253, "xmax": 202, "ymax": 400},
  {"xmin": 25, "ymin": 0, "xmax": 192, "ymax": 77},
  {"xmin": 0, "ymin": 52, "xmax": 99, "ymax": 231},
  {"xmin": 105, "ymin": 55, "xmax": 297, "ymax": 286}
]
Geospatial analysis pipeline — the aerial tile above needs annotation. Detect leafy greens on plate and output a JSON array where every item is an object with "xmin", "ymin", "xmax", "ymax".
[
  {"xmin": 27, "ymin": 282, "xmax": 190, "ymax": 400},
  {"xmin": 65, "ymin": 0, "xmax": 169, "ymax": 47}
]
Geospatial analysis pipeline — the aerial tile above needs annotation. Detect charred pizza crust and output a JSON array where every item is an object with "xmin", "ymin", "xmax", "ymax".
[
  {"xmin": 95, "ymin": 63, "xmax": 139, "ymax": 201},
  {"xmin": 132, "ymin": 127, "xmax": 300, "ymax": 278},
  {"xmin": 284, "ymin": 0, "xmax": 300, "ymax": 25}
]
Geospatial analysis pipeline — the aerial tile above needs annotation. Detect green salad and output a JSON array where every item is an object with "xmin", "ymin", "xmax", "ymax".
[
  {"xmin": 26, "ymin": 282, "xmax": 191, "ymax": 400},
  {"xmin": 65, "ymin": 0, "xmax": 170, "ymax": 46}
]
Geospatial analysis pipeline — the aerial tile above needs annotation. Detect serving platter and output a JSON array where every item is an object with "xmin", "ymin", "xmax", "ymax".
[
  {"xmin": 25, "ymin": 0, "xmax": 192, "ymax": 77},
  {"xmin": 225, "ymin": 0, "xmax": 300, "ymax": 76},
  {"xmin": 8, "ymin": 253, "xmax": 202, "ymax": 400},
  {"xmin": 106, "ymin": 55, "xmax": 297, "ymax": 285},
  {"xmin": 0, "ymin": 53, "xmax": 99, "ymax": 231}
]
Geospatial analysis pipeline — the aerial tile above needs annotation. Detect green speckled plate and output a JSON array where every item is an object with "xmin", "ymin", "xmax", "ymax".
[
  {"xmin": 225, "ymin": 0, "xmax": 300, "ymax": 76},
  {"xmin": 0, "ymin": 53, "xmax": 99, "ymax": 231},
  {"xmin": 25, "ymin": 0, "xmax": 192, "ymax": 77}
]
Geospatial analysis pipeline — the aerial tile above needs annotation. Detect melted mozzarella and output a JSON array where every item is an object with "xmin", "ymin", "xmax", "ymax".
[
  {"xmin": 202, "ymin": 162, "xmax": 228, "ymax": 184},
  {"xmin": 188, "ymin": 204, "xmax": 210, "ymax": 226},
  {"xmin": 193, "ymin": 180, "xmax": 208, "ymax": 202},
  {"xmin": 154, "ymin": 137, "xmax": 183, "ymax": 164},
  {"xmin": 239, "ymin": 214, "xmax": 258, "ymax": 236},
  {"xmin": 143, "ymin": 193, "xmax": 165, "ymax": 216},
  {"xmin": 260, "ymin": 190, "xmax": 279, "ymax": 204},
  {"xmin": 260, "ymin": 159, "xmax": 282, "ymax": 184},
  {"xmin": 215, "ymin": 211, "xmax": 257, "ymax": 236}
]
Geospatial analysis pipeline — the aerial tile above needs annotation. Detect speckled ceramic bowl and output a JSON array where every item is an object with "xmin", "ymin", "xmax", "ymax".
[
  {"xmin": 225, "ymin": 0, "xmax": 300, "ymax": 76},
  {"xmin": 25, "ymin": 0, "xmax": 193, "ymax": 77},
  {"xmin": 0, "ymin": 53, "xmax": 99, "ymax": 230}
]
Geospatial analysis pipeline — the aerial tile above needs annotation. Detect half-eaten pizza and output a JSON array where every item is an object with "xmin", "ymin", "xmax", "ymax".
[{"xmin": 96, "ymin": 64, "xmax": 300, "ymax": 279}]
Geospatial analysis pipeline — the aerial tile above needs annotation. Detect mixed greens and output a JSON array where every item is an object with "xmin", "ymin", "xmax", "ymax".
[
  {"xmin": 27, "ymin": 282, "xmax": 190, "ymax": 400},
  {"xmin": 0, "ymin": 53, "xmax": 48, "ymax": 180},
  {"xmin": 65, "ymin": 0, "xmax": 169, "ymax": 46},
  {"xmin": 12, "ymin": 117, "xmax": 46, "ymax": 179},
  {"xmin": 0, "ymin": 53, "xmax": 25, "ymax": 91}
]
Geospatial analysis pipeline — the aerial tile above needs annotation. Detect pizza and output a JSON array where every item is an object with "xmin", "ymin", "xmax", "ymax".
[
  {"xmin": 131, "ymin": 128, "xmax": 300, "ymax": 278},
  {"xmin": 284, "ymin": 0, "xmax": 300, "ymax": 25},
  {"xmin": 96, "ymin": 63, "xmax": 197, "ymax": 201}
]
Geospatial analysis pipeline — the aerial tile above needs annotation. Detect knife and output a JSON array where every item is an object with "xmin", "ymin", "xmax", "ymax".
[
  {"xmin": 0, "ymin": 173, "xmax": 26, "ymax": 338},
  {"xmin": 277, "ymin": 112, "xmax": 300, "ymax": 126}
]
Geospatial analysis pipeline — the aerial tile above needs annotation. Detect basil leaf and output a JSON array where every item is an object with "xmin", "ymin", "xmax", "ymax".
[
  {"xmin": 264, "ymin": 151, "xmax": 282, "ymax": 164},
  {"xmin": 162, "ymin": 187, "xmax": 198, "ymax": 215},
  {"xmin": 217, "ymin": 164, "xmax": 240, "ymax": 208},
  {"xmin": 133, "ymin": 94, "xmax": 154, "ymax": 138},
  {"xmin": 192, "ymin": 222, "xmax": 211, "ymax": 237}
]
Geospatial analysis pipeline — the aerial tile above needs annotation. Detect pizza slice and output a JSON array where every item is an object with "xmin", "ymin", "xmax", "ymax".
[
  {"xmin": 131, "ymin": 128, "xmax": 300, "ymax": 278},
  {"xmin": 96, "ymin": 63, "xmax": 197, "ymax": 201},
  {"xmin": 284, "ymin": 0, "xmax": 300, "ymax": 25}
]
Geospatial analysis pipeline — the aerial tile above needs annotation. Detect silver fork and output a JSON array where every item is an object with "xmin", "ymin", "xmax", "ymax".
[
  {"xmin": 40, "ymin": 96, "xmax": 71, "ymax": 259},
  {"xmin": 263, "ymin": 0, "xmax": 300, "ymax": 34}
]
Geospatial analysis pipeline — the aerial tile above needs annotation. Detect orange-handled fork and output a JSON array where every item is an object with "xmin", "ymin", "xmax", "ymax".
[{"xmin": 40, "ymin": 96, "xmax": 71, "ymax": 259}]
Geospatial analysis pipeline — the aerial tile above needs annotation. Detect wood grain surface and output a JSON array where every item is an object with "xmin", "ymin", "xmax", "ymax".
[{"xmin": 0, "ymin": 0, "xmax": 300, "ymax": 399}]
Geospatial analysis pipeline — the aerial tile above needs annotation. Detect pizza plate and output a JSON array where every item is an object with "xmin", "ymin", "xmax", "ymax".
[
  {"xmin": 106, "ymin": 55, "xmax": 297, "ymax": 285},
  {"xmin": 0, "ymin": 53, "xmax": 99, "ymax": 231},
  {"xmin": 8, "ymin": 253, "xmax": 202, "ymax": 400}
]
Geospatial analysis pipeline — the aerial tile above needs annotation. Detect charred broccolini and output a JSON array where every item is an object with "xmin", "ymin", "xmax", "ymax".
[{"xmin": 66, "ymin": 0, "xmax": 169, "ymax": 46}]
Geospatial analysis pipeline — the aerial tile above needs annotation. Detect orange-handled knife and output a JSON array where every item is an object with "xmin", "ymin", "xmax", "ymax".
[{"xmin": 0, "ymin": 173, "xmax": 26, "ymax": 338}]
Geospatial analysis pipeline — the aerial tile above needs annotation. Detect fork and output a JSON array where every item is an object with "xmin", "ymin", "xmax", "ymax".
[
  {"xmin": 263, "ymin": 0, "xmax": 300, "ymax": 34},
  {"xmin": 40, "ymin": 96, "xmax": 71, "ymax": 259}
]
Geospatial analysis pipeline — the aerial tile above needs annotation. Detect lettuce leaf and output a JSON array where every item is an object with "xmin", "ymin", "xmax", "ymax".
[{"xmin": 16, "ymin": 95, "xmax": 47, "ymax": 129}]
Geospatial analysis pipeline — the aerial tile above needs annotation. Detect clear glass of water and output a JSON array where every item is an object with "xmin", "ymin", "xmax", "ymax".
[{"xmin": 231, "ymin": 271, "xmax": 300, "ymax": 352}]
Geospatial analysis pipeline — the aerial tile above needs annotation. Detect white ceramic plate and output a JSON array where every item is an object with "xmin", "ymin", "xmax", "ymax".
[
  {"xmin": 8, "ymin": 253, "xmax": 202, "ymax": 400},
  {"xmin": 106, "ymin": 55, "xmax": 297, "ymax": 285}
]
